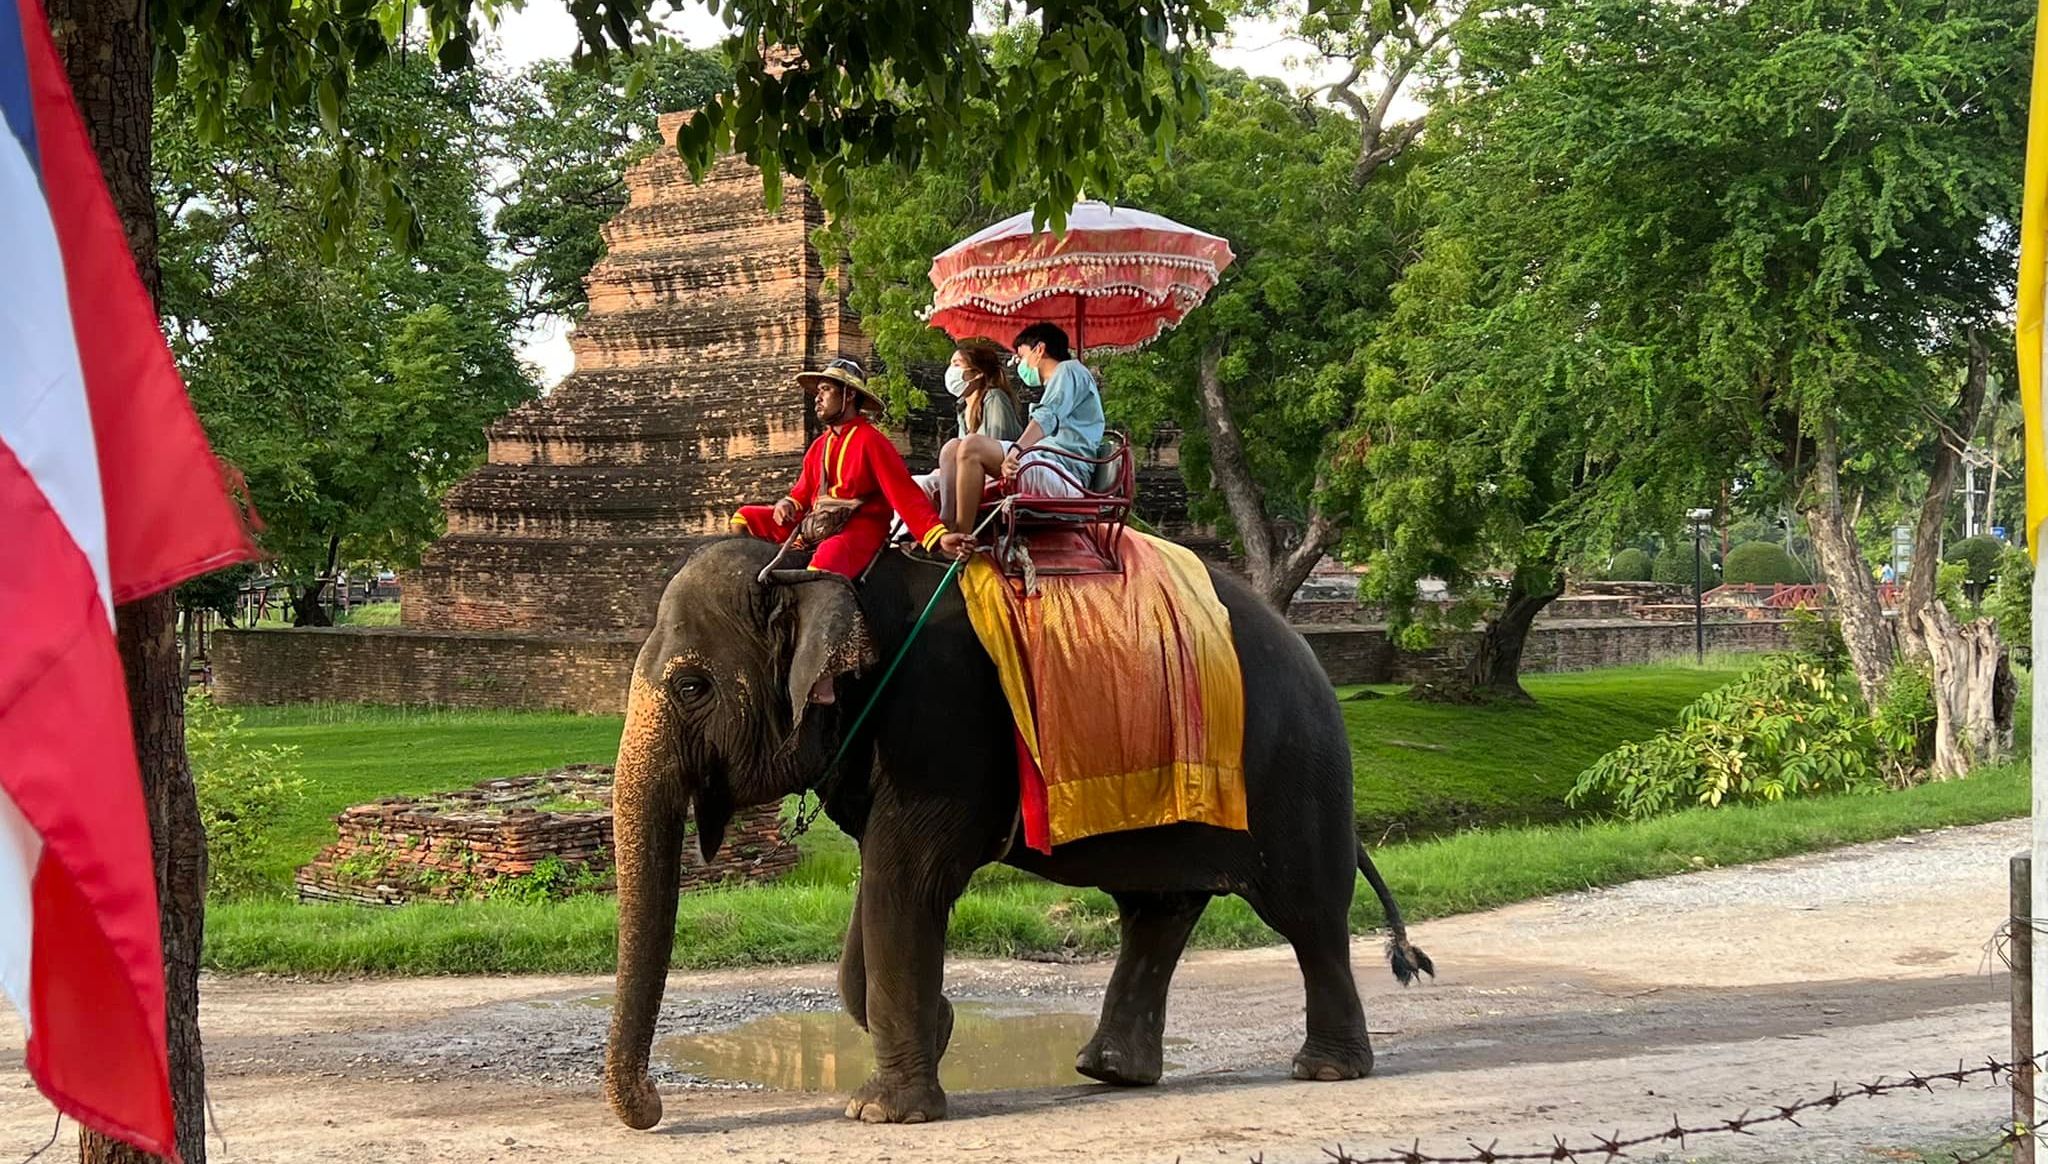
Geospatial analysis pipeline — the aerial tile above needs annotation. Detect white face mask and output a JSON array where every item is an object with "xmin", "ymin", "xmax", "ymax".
[{"xmin": 944, "ymin": 364, "xmax": 970, "ymax": 398}]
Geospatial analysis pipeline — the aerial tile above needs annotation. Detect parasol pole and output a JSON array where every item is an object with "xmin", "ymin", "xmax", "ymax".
[{"xmin": 1071, "ymin": 291, "xmax": 1087, "ymax": 360}]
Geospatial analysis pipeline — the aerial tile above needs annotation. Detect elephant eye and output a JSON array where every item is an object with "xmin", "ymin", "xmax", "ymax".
[{"xmin": 671, "ymin": 671, "xmax": 712, "ymax": 701}]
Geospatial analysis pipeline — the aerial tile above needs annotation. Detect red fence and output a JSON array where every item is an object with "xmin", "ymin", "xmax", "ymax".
[{"xmin": 1701, "ymin": 582, "xmax": 1900, "ymax": 611}]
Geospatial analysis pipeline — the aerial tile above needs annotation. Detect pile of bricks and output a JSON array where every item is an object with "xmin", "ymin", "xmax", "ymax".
[{"xmin": 294, "ymin": 764, "xmax": 799, "ymax": 906}]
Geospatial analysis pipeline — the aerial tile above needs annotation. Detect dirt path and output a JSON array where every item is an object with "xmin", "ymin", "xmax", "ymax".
[{"xmin": 0, "ymin": 822, "xmax": 2025, "ymax": 1163}]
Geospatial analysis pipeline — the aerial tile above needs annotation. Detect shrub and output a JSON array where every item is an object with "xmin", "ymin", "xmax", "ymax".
[
  {"xmin": 1871, "ymin": 663, "xmax": 1936, "ymax": 773},
  {"xmin": 1785, "ymin": 607, "xmax": 1848, "ymax": 671},
  {"xmin": 1605, "ymin": 548, "xmax": 1652, "ymax": 581},
  {"xmin": 1650, "ymin": 547, "xmax": 1717, "ymax": 589},
  {"xmin": 186, "ymin": 691, "xmax": 305, "ymax": 898},
  {"xmin": 1945, "ymin": 535, "xmax": 2003, "ymax": 588},
  {"xmin": 1721, "ymin": 542, "xmax": 1809, "ymax": 585},
  {"xmin": 1567, "ymin": 655, "xmax": 1893, "ymax": 820}
]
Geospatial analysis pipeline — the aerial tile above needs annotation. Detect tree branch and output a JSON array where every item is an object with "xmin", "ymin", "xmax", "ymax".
[
  {"xmin": 1900, "ymin": 327, "xmax": 1992, "ymax": 634},
  {"xmin": 1194, "ymin": 339, "xmax": 1280, "ymax": 591}
]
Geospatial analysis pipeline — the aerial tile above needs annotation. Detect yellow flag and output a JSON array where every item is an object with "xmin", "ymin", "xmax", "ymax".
[{"xmin": 2021, "ymin": 0, "xmax": 2048, "ymax": 558}]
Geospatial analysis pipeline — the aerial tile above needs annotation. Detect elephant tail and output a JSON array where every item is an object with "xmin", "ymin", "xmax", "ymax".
[{"xmin": 1358, "ymin": 841, "xmax": 1435, "ymax": 986}]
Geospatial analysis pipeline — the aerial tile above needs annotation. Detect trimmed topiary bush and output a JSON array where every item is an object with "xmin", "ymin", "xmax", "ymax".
[
  {"xmin": 1606, "ymin": 548, "xmax": 1652, "ymax": 581},
  {"xmin": 1944, "ymin": 535, "xmax": 2003, "ymax": 588},
  {"xmin": 1651, "ymin": 547, "xmax": 1717, "ymax": 589},
  {"xmin": 1722, "ymin": 541, "xmax": 1809, "ymax": 585}
]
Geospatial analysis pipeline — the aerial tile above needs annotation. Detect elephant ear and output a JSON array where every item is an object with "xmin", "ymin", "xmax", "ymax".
[{"xmin": 781, "ymin": 576, "xmax": 877, "ymax": 739}]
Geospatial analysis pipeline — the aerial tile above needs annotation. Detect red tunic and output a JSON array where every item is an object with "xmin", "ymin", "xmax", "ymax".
[{"xmin": 731, "ymin": 416, "xmax": 947, "ymax": 576}]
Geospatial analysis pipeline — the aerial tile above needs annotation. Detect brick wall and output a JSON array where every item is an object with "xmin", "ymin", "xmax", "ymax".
[
  {"xmin": 211, "ymin": 626, "xmax": 642, "ymax": 715},
  {"xmin": 1299, "ymin": 618, "xmax": 1791, "ymax": 686},
  {"xmin": 211, "ymin": 616, "xmax": 1788, "ymax": 712}
]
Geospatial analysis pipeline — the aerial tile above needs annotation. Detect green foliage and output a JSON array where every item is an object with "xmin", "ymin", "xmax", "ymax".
[
  {"xmin": 158, "ymin": 0, "xmax": 1226, "ymax": 242},
  {"xmin": 1604, "ymin": 548, "xmax": 1652, "ymax": 581},
  {"xmin": 488, "ymin": 855, "xmax": 612, "ymax": 904},
  {"xmin": 175, "ymin": 563, "xmax": 256, "ymax": 625},
  {"xmin": 1567, "ymin": 655, "xmax": 1897, "ymax": 821},
  {"xmin": 670, "ymin": 7, "xmax": 1224, "ymax": 226},
  {"xmin": 1785, "ymin": 608, "xmax": 1849, "ymax": 671},
  {"xmin": 1722, "ymin": 542, "xmax": 1809, "ymax": 586},
  {"xmin": 185, "ymin": 693, "xmax": 306, "ymax": 898},
  {"xmin": 1371, "ymin": 0, "xmax": 2028, "ymax": 634},
  {"xmin": 489, "ymin": 45, "xmax": 730, "ymax": 319},
  {"xmin": 159, "ymin": 58, "xmax": 534, "ymax": 587},
  {"xmin": 1988, "ymin": 546, "xmax": 2033, "ymax": 659},
  {"xmin": 1945, "ymin": 535, "xmax": 2004, "ymax": 588},
  {"xmin": 1871, "ymin": 663, "xmax": 1936, "ymax": 770}
]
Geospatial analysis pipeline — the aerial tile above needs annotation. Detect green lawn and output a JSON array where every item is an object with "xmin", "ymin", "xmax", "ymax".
[
  {"xmin": 1344, "ymin": 661, "xmax": 1745, "ymax": 841},
  {"xmin": 206, "ymin": 757, "xmax": 2027, "ymax": 975},
  {"xmin": 238, "ymin": 661, "xmax": 1745, "ymax": 895},
  {"xmin": 204, "ymin": 659, "xmax": 2031, "ymax": 975}
]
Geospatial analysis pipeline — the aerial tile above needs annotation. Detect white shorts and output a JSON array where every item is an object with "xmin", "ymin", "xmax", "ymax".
[{"xmin": 1012, "ymin": 448, "xmax": 1086, "ymax": 499}]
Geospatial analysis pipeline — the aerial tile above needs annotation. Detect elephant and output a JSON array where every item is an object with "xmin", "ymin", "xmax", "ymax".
[{"xmin": 602, "ymin": 536, "xmax": 1432, "ymax": 1130}]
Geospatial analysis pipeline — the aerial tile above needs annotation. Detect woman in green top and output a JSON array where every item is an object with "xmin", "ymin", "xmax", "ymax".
[{"xmin": 922, "ymin": 342, "xmax": 1025, "ymax": 522}]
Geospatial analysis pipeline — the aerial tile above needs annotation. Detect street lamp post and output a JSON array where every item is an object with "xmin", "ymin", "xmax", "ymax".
[{"xmin": 1687, "ymin": 507, "xmax": 1715, "ymax": 665}]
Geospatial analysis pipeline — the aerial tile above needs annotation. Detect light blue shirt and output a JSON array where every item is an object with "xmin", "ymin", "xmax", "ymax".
[{"xmin": 1027, "ymin": 360, "xmax": 1106, "ymax": 475}]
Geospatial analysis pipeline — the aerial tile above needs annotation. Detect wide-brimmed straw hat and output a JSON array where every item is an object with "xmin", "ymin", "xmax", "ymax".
[{"xmin": 796, "ymin": 357, "xmax": 884, "ymax": 414}]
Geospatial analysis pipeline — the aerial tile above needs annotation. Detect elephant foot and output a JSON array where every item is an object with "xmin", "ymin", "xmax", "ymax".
[
  {"xmin": 1291, "ymin": 1036, "xmax": 1374, "ymax": 1082},
  {"xmin": 844, "ymin": 1074, "xmax": 948, "ymax": 1124},
  {"xmin": 604, "ymin": 1069, "xmax": 663, "ymax": 1129},
  {"xmin": 1075, "ymin": 1031, "xmax": 1162, "ymax": 1087}
]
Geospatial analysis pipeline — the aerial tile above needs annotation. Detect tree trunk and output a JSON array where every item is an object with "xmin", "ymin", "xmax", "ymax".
[
  {"xmin": 1799, "ymin": 419, "xmax": 1896, "ymax": 710},
  {"xmin": 47, "ymin": 0, "xmax": 209, "ymax": 1158},
  {"xmin": 1915, "ymin": 603, "xmax": 2006, "ymax": 778},
  {"xmin": 1456, "ymin": 559, "xmax": 1564, "ymax": 701},
  {"xmin": 82, "ymin": 598, "xmax": 210, "ymax": 1164},
  {"xmin": 289, "ymin": 582, "xmax": 333, "ymax": 627},
  {"xmin": 1193, "ymin": 339, "xmax": 1338, "ymax": 610},
  {"xmin": 1893, "ymin": 329, "xmax": 2003, "ymax": 778}
]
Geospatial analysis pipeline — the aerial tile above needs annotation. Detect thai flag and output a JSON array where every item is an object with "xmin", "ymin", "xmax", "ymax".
[{"xmin": 2, "ymin": 0, "xmax": 256, "ymax": 1152}]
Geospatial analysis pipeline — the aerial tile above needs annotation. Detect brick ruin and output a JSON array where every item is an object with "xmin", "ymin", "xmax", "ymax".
[{"xmin": 295, "ymin": 764, "xmax": 798, "ymax": 906}]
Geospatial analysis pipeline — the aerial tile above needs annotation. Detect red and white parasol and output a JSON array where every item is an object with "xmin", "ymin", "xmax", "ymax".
[{"xmin": 926, "ymin": 201, "xmax": 1235, "ymax": 355}]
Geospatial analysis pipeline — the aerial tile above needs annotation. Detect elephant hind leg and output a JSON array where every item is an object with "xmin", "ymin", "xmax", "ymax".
[
  {"xmin": 1249, "ymin": 897, "xmax": 1373, "ymax": 1081},
  {"xmin": 1077, "ymin": 891, "xmax": 1211, "ymax": 1087}
]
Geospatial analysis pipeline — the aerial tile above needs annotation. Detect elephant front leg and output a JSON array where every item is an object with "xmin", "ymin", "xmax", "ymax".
[
  {"xmin": 843, "ymin": 837, "xmax": 962, "ymax": 1124},
  {"xmin": 1078, "ymin": 891, "xmax": 1210, "ymax": 1086}
]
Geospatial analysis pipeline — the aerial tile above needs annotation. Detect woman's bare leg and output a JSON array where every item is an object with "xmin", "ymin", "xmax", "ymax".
[
  {"xmin": 947, "ymin": 435, "xmax": 1007, "ymax": 531},
  {"xmin": 936, "ymin": 440, "xmax": 962, "ymax": 534}
]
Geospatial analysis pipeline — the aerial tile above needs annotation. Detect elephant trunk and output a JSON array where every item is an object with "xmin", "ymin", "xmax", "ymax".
[{"xmin": 604, "ymin": 673, "xmax": 686, "ymax": 1130}]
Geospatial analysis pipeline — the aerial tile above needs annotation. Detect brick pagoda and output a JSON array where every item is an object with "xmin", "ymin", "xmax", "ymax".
[{"xmin": 404, "ymin": 115, "xmax": 865, "ymax": 634}]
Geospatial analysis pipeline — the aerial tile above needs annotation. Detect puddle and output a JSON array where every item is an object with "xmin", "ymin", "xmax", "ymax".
[{"xmin": 658, "ymin": 1005, "xmax": 1182, "ymax": 1093}]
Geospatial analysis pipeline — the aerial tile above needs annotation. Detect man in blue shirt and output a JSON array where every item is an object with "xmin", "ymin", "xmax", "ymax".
[{"xmin": 1001, "ymin": 322, "xmax": 1104, "ymax": 496}]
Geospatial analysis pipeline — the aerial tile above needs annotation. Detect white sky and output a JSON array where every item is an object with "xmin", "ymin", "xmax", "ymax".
[{"xmin": 482, "ymin": 5, "xmax": 1392, "ymax": 384}]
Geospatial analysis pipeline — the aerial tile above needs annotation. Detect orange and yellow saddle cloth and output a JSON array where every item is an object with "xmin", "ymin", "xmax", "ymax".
[{"xmin": 960, "ymin": 530, "xmax": 1249, "ymax": 854}]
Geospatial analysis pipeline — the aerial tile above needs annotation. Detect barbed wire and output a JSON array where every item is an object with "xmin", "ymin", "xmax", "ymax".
[{"xmin": 1249, "ymin": 1052, "xmax": 2048, "ymax": 1164}]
